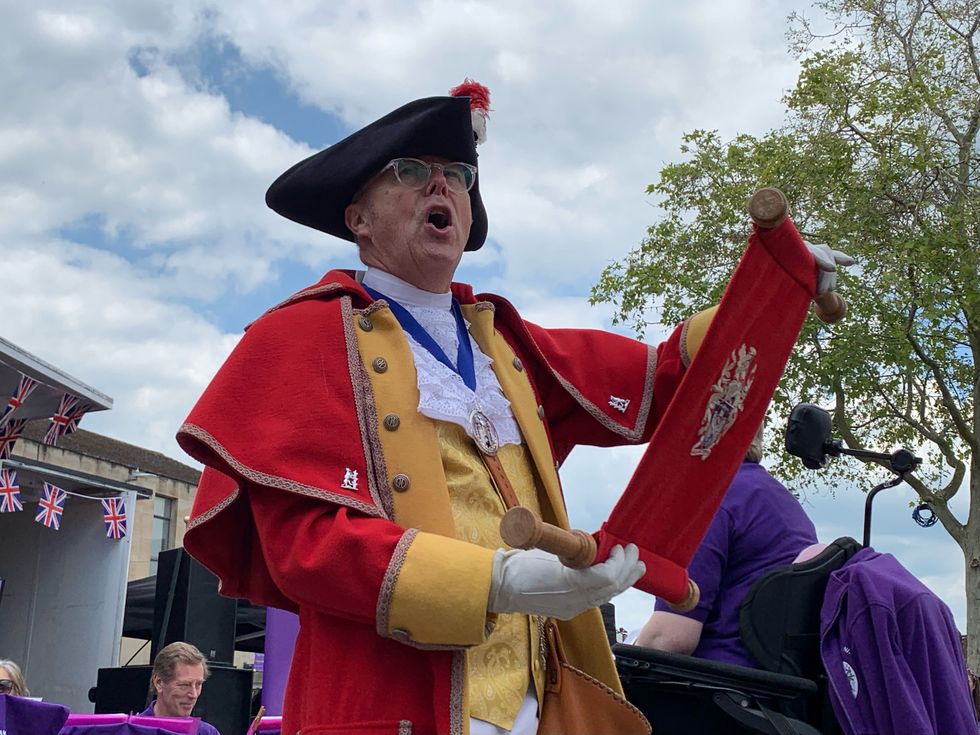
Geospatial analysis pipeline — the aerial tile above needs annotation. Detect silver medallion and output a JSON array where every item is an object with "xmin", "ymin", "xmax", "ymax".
[{"xmin": 470, "ymin": 409, "xmax": 500, "ymax": 455}]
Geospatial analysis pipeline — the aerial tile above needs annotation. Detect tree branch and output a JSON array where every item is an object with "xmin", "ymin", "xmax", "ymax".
[
  {"xmin": 904, "ymin": 472, "xmax": 966, "ymax": 543},
  {"xmin": 878, "ymin": 380, "xmax": 966, "ymax": 501},
  {"xmin": 885, "ymin": 1, "xmax": 966, "ymax": 146},
  {"xmin": 906, "ymin": 312, "xmax": 978, "ymax": 451}
]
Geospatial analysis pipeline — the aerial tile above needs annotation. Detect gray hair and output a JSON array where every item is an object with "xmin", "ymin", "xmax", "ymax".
[{"xmin": 745, "ymin": 419, "xmax": 766, "ymax": 463}]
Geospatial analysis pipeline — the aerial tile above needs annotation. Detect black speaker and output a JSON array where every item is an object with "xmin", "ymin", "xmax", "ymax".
[
  {"xmin": 92, "ymin": 665, "xmax": 151, "ymax": 714},
  {"xmin": 152, "ymin": 548, "xmax": 237, "ymax": 664},
  {"xmin": 192, "ymin": 664, "xmax": 253, "ymax": 735},
  {"xmin": 93, "ymin": 664, "xmax": 253, "ymax": 735},
  {"xmin": 600, "ymin": 602, "xmax": 617, "ymax": 647}
]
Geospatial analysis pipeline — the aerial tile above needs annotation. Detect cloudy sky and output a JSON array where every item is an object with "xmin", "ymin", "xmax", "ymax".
[{"xmin": 1, "ymin": 0, "xmax": 967, "ymax": 633}]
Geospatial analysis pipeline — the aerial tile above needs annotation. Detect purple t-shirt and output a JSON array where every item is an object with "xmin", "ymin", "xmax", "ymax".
[
  {"xmin": 821, "ymin": 548, "xmax": 978, "ymax": 735},
  {"xmin": 138, "ymin": 702, "xmax": 220, "ymax": 735},
  {"xmin": 654, "ymin": 461, "xmax": 817, "ymax": 667}
]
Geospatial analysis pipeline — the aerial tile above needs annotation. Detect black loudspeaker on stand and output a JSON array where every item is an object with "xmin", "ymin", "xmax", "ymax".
[
  {"xmin": 151, "ymin": 548, "xmax": 238, "ymax": 663},
  {"xmin": 92, "ymin": 548, "xmax": 252, "ymax": 735}
]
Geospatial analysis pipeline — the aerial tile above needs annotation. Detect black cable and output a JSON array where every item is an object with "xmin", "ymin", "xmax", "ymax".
[{"xmin": 123, "ymin": 638, "xmax": 150, "ymax": 667}]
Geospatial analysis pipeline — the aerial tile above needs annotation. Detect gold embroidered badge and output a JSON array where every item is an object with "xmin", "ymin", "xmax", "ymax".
[{"xmin": 691, "ymin": 344, "xmax": 758, "ymax": 460}]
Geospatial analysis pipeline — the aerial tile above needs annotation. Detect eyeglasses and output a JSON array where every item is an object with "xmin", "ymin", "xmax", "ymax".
[
  {"xmin": 381, "ymin": 158, "xmax": 477, "ymax": 193},
  {"xmin": 0, "ymin": 679, "xmax": 14, "ymax": 693}
]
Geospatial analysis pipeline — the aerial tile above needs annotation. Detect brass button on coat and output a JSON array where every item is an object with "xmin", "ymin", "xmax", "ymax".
[
  {"xmin": 372, "ymin": 357, "xmax": 389, "ymax": 373},
  {"xmin": 392, "ymin": 474, "xmax": 411, "ymax": 492},
  {"xmin": 513, "ymin": 357, "xmax": 524, "ymax": 372},
  {"xmin": 383, "ymin": 413, "xmax": 400, "ymax": 431},
  {"xmin": 358, "ymin": 316, "xmax": 373, "ymax": 332}
]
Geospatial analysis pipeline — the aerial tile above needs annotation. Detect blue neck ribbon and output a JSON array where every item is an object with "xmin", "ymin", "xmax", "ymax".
[{"xmin": 362, "ymin": 285, "xmax": 476, "ymax": 392}]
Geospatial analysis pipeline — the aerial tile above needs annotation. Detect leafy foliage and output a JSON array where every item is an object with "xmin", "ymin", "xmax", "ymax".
[{"xmin": 593, "ymin": 0, "xmax": 978, "ymax": 566}]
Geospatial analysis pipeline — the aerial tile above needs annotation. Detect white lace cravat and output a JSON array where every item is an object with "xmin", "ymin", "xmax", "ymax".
[{"xmin": 361, "ymin": 269, "xmax": 522, "ymax": 447}]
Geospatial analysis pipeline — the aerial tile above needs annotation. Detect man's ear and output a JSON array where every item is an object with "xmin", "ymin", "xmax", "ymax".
[
  {"xmin": 345, "ymin": 203, "xmax": 369, "ymax": 240},
  {"xmin": 151, "ymin": 675, "xmax": 163, "ymax": 695}
]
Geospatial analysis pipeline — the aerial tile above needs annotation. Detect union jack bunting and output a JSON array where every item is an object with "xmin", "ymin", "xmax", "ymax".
[
  {"xmin": 0, "ymin": 374, "xmax": 38, "ymax": 429},
  {"xmin": 0, "ymin": 418, "xmax": 27, "ymax": 460},
  {"xmin": 101, "ymin": 496, "xmax": 127, "ymax": 540},
  {"xmin": 0, "ymin": 469, "xmax": 22, "ymax": 513},
  {"xmin": 35, "ymin": 482, "xmax": 67, "ymax": 530},
  {"xmin": 44, "ymin": 394, "xmax": 88, "ymax": 446}
]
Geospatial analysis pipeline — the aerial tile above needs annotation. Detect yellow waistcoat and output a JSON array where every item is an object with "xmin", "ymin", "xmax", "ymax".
[
  {"xmin": 437, "ymin": 420, "xmax": 546, "ymax": 730},
  {"xmin": 356, "ymin": 301, "xmax": 623, "ymax": 734}
]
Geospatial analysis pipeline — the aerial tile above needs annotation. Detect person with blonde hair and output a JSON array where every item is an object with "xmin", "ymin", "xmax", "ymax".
[{"xmin": 0, "ymin": 659, "xmax": 29, "ymax": 697}]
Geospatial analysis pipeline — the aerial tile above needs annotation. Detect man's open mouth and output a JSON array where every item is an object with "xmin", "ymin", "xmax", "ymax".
[{"xmin": 426, "ymin": 206, "xmax": 452, "ymax": 230}]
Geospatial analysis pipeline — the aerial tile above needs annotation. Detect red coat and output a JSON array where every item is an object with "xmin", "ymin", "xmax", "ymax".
[{"xmin": 178, "ymin": 270, "xmax": 698, "ymax": 735}]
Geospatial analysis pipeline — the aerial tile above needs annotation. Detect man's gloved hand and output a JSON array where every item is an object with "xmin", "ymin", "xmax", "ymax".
[
  {"xmin": 487, "ymin": 544, "xmax": 646, "ymax": 620},
  {"xmin": 805, "ymin": 241, "xmax": 856, "ymax": 294}
]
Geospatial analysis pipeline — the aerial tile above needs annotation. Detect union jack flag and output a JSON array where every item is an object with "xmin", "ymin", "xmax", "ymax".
[
  {"xmin": 0, "ymin": 419, "xmax": 27, "ymax": 460},
  {"xmin": 0, "ymin": 374, "xmax": 38, "ymax": 429},
  {"xmin": 101, "ymin": 496, "xmax": 127, "ymax": 540},
  {"xmin": 35, "ymin": 482, "xmax": 67, "ymax": 530},
  {"xmin": 44, "ymin": 394, "xmax": 88, "ymax": 446},
  {"xmin": 0, "ymin": 469, "xmax": 22, "ymax": 513}
]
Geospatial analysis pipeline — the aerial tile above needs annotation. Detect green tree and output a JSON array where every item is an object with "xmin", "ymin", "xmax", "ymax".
[{"xmin": 593, "ymin": 0, "xmax": 980, "ymax": 666}]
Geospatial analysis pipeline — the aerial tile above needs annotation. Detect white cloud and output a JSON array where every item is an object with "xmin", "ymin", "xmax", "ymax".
[
  {"xmin": 211, "ymin": 0, "xmax": 806, "ymax": 288},
  {"xmin": 3, "ymin": 237, "xmax": 238, "ymax": 458},
  {"xmin": 0, "ymin": 2, "xmax": 344, "ymax": 303}
]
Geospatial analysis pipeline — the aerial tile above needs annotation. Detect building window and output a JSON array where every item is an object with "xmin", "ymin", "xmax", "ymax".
[{"xmin": 149, "ymin": 495, "xmax": 175, "ymax": 575}]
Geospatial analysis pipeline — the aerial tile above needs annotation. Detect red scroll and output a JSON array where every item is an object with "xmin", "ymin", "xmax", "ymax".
[{"xmin": 594, "ymin": 213, "xmax": 820, "ymax": 606}]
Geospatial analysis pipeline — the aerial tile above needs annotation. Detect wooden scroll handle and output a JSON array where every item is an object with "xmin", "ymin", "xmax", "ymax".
[
  {"xmin": 747, "ymin": 187, "xmax": 847, "ymax": 324},
  {"xmin": 499, "ymin": 507, "xmax": 702, "ymax": 612},
  {"xmin": 668, "ymin": 579, "xmax": 701, "ymax": 613},
  {"xmin": 500, "ymin": 507, "xmax": 597, "ymax": 568}
]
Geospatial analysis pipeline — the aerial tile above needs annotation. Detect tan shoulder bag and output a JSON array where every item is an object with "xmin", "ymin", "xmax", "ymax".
[{"xmin": 537, "ymin": 618, "xmax": 651, "ymax": 735}]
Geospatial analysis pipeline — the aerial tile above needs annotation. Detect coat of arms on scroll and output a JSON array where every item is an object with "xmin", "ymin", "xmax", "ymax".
[{"xmin": 691, "ymin": 343, "xmax": 758, "ymax": 460}]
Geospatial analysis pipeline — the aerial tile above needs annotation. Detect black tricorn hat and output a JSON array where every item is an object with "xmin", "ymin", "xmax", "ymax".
[{"xmin": 265, "ymin": 95, "xmax": 488, "ymax": 251}]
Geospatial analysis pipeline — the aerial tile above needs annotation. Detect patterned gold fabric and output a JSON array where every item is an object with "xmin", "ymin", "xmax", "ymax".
[{"xmin": 436, "ymin": 421, "xmax": 546, "ymax": 731}]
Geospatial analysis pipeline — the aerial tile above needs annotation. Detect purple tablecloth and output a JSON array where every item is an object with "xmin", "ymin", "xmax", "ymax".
[
  {"xmin": 0, "ymin": 697, "xmax": 212, "ymax": 735},
  {"xmin": 59, "ymin": 726, "xmax": 194, "ymax": 735},
  {"xmin": 0, "ymin": 693, "xmax": 70, "ymax": 734}
]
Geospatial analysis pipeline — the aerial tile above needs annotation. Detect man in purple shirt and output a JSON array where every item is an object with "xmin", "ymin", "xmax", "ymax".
[
  {"xmin": 139, "ymin": 642, "xmax": 220, "ymax": 735},
  {"xmin": 821, "ymin": 547, "xmax": 978, "ymax": 735},
  {"xmin": 634, "ymin": 428, "xmax": 818, "ymax": 667}
]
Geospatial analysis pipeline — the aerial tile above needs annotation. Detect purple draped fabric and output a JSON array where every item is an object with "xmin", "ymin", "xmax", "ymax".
[
  {"xmin": 0, "ymin": 693, "xmax": 69, "ymax": 735},
  {"xmin": 821, "ymin": 548, "xmax": 979, "ymax": 735},
  {"xmin": 261, "ymin": 607, "xmax": 299, "ymax": 715},
  {"xmin": 59, "ymin": 726, "xmax": 189, "ymax": 735},
  {"xmin": 64, "ymin": 715, "xmax": 129, "ymax": 725}
]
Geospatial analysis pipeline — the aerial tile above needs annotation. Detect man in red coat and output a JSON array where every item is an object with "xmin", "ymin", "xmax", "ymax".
[{"xmin": 177, "ymin": 82, "xmax": 847, "ymax": 735}]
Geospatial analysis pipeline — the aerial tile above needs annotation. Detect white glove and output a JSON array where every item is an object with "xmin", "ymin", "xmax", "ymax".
[
  {"xmin": 487, "ymin": 544, "xmax": 646, "ymax": 620},
  {"xmin": 805, "ymin": 241, "xmax": 855, "ymax": 294}
]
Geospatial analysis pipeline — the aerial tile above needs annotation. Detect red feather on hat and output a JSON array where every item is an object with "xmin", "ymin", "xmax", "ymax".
[{"xmin": 450, "ymin": 78, "xmax": 490, "ymax": 144}]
